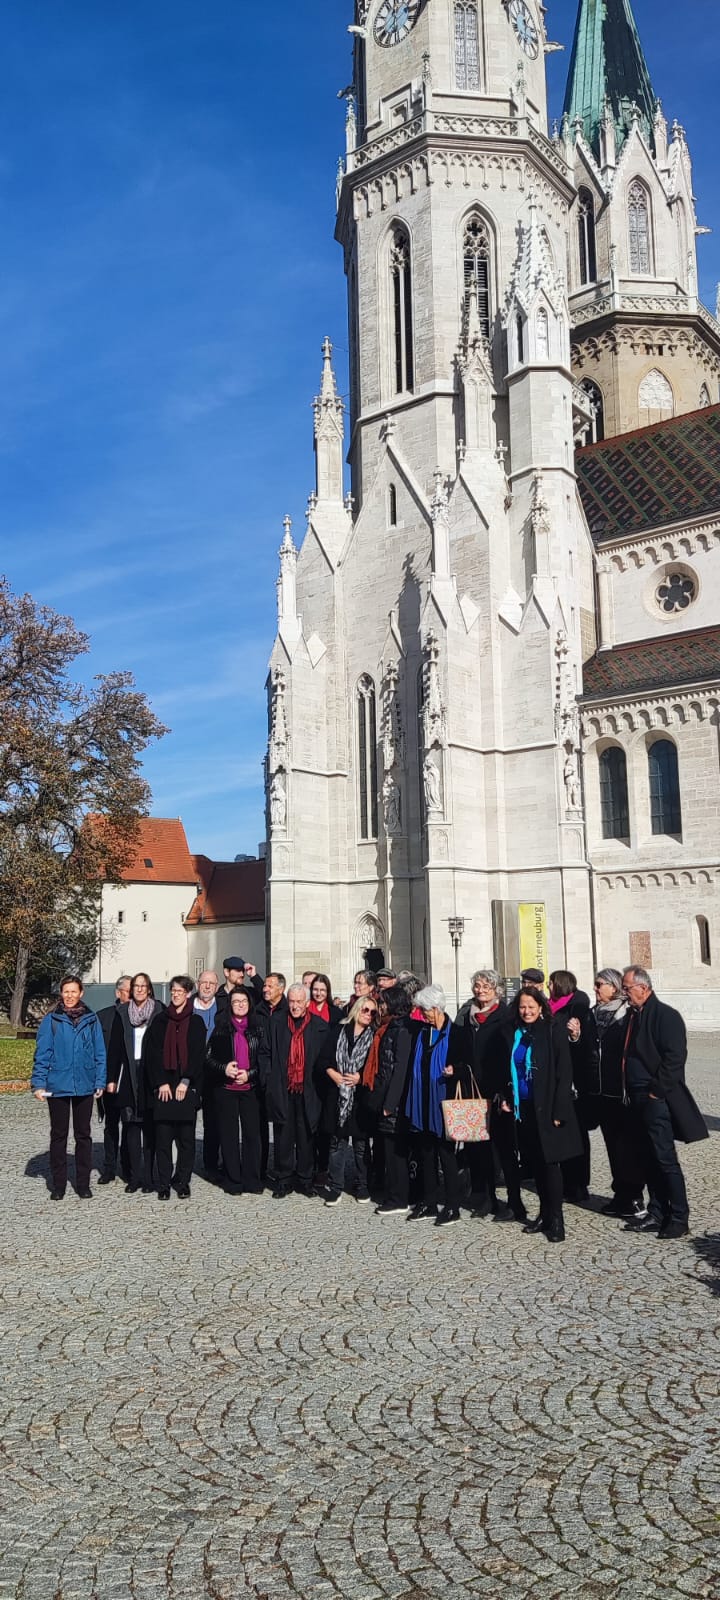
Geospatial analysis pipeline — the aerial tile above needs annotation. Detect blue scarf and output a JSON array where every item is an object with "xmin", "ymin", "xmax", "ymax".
[
  {"xmin": 406, "ymin": 1019, "xmax": 450, "ymax": 1136},
  {"xmin": 510, "ymin": 1027, "xmax": 534, "ymax": 1119}
]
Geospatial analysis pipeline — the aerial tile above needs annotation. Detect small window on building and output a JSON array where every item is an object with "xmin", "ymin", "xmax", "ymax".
[
  {"xmin": 628, "ymin": 179, "xmax": 653, "ymax": 274},
  {"xmin": 516, "ymin": 312, "xmax": 524, "ymax": 365},
  {"xmin": 638, "ymin": 369, "xmax": 674, "ymax": 424},
  {"xmin": 656, "ymin": 569, "xmax": 696, "ymax": 614},
  {"xmin": 463, "ymin": 215, "xmax": 491, "ymax": 339},
  {"xmin": 577, "ymin": 187, "xmax": 597, "ymax": 285},
  {"xmin": 194, "ymin": 957, "xmax": 205, "ymax": 979},
  {"xmin": 388, "ymin": 484, "xmax": 398, "ymax": 526},
  {"xmin": 390, "ymin": 228, "xmax": 413, "ymax": 394},
  {"xmin": 599, "ymin": 747, "xmax": 630, "ymax": 841},
  {"xmin": 141, "ymin": 911, "xmax": 148, "ymax": 923},
  {"xmin": 699, "ymin": 383, "xmax": 711, "ymax": 408},
  {"xmin": 144, "ymin": 857, "xmax": 153, "ymax": 869},
  {"xmin": 579, "ymin": 378, "xmax": 605, "ymax": 444},
  {"xmin": 648, "ymin": 739, "xmax": 682, "ymax": 837},
  {"xmin": 117, "ymin": 910, "xmax": 125, "ymax": 925},
  {"xmin": 697, "ymin": 916, "xmax": 712, "ymax": 966}
]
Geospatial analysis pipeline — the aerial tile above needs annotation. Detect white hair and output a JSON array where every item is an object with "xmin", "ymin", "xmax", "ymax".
[{"xmin": 414, "ymin": 983, "xmax": 447, "ymax": 1012}]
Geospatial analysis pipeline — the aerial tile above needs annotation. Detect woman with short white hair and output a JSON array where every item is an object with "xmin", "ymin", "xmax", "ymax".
[{"xmin": 405, "ymin": 985, "xmax": 467, "ymax": 1228}]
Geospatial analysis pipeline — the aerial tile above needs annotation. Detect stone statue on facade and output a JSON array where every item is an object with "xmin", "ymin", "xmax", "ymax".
[
  {"xmin": 270, "ymin": 772, "xmax": 287, "ymax": 831},
  {"xmin": 423, "ymin": 753, "xmax": 442, "ymax": 814}
]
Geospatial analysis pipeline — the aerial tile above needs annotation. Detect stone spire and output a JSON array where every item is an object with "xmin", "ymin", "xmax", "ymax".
[
  {"xmin": 563, "ymin": 0, "xmax": 657, "ymax": 162},
  {"xmin": 313, "ymin": 337, "xmax": 345, "ymax": 503},
  {"xmin": 277, "ymin": 516, "xmax": 301, "ymax": 651},
  {"xmin": 506, "ymin": 193, "xmax": 565, "ymax": 318}
]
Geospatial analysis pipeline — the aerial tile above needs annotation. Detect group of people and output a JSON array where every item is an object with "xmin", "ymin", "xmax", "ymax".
[{"xmin": 30, "ymin": 954, "xmax": 707, "ymax": 1243}]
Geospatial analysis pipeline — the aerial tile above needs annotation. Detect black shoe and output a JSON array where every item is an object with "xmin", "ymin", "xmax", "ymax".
[
  {"xmin": 77, "ymin": 1189, "xmax": 93, "ymax": 1200},
  {"xmin": 625, "ymin": 1214, "xmax": 663, "ymax": 1233},
  {"xmin": 50, "ymin": 1189, "xmax": 65, "ymax": 1201},
  {"xmin": 602, "ymin": 1196, "xmax": 647, "ymax": 1219},
  {"xmin": 546, "ymin": 1217, "xmax": 565, "ymax": 1243},
  {"xmin": 141, "ymin": 1186, "xmax": 154, "ymax": 1195},
  {"xmin": 296, "ymin": 1181, "xmax": 315, "ymax": 1199},
  {"xmin": 470, "ymin": 1197, "xmax": 494, "ymax": 1219},
  {"xmin": 98, "ymin": 1173, "xmax": 115, "ymax": 1186},
  {"xmin": 157, "ymin": 1189, "xmax": 171, "ymax": 1201},
  {"xmin": 407, "ymin": 1203, "xmax": 437, "ymax": 1221},
  {"xmin": 658, "ymin": 1219, "xmax": 690, "ymax": 1240},
  {"xmin": 124, "ymin": 1183, "xmax": 140, "ymax": 1194},
  {"xmin": 523, "ymin": 1215, "xmax": 545, "ymax": 1234},
  {"xmin": 375, "ymin": 1202, "xmax": 410, "ymax": 1216},
  {"xmin": 272, "ymin": 1184, "xmax": 289, "ymax": 1200},
  {"xmin": 565, "ymin": 1186, "xmax": 590, "ymax": 1207},
  {"xmin": 176, "ymin": 1184, "xmax": 191, "ymax": 1200},
  {"xmin": 435, "ymin": 1206, "xmax": 461, "ymax": 1227},
  {"xmin": 492, "ymin": 1202, "xmax": 514, "ymax": 1222}
]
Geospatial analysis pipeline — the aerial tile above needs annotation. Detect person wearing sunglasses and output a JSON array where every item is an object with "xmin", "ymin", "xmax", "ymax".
[{"xmin": 322, "ymin": 996, "xmax": 378, "ymax": 1206}]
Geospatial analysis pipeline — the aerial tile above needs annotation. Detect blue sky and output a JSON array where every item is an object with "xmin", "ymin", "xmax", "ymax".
[{"xmin": 0, "ymin": 0, "xmax": 718, "ymax": 861}]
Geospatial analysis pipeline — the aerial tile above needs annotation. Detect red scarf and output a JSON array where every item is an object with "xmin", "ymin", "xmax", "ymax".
[
  {"xmin": 309, "ymin": 1000, "xmax": 330, "ymax": 1022},
  {"xmin": 163, "ymin": 997, "xmax": 194, "ymax": 1076},
  {"xmin": 361, "ymin": 1017, "xmax": 391, "ymax": 1090},
  {"xmin": 287, "ymin": 1012, "xmax": 311, "ymax": 1093}
]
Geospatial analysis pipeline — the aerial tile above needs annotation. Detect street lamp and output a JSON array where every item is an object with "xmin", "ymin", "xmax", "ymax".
[{"xmin": 445, "ymin": 917, "xmax": 468, "ymax": 1016}]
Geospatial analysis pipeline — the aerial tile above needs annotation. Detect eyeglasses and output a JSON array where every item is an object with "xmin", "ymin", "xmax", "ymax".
[{"xmin": 359, "ymin": 1006, "xmax": 376, "ymax": 1015}]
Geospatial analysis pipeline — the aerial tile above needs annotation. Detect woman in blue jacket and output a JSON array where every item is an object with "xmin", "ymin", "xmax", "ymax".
[{"xmin": 31, "ymin": 975, "xmax": 107, "ymax": 1200}]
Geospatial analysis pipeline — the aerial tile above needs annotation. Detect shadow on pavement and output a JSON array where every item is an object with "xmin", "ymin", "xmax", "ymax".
[{"xmin": 692, "ymin": 1233, "xmax": 720, "ymax": 1296}]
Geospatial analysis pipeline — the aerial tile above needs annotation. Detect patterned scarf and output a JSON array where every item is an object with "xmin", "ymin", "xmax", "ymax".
[
  {"xmin": 336, "ymin": 1022, "xmax": 375, "ymax": 1126},
  {"xmin": 287, "ymin": 1012, "xmax": 311, "ymax": 1093},
  {"xmin": 129, "ymin": 996, "xmax": 156, "ymax": 1027}
]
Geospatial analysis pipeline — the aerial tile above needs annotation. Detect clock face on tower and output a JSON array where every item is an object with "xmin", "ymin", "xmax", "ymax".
[
  {"xmin": 508, "ymin": 0, "xmax": 540, "ymax": 58},
  {"xmin": 373, "ymin": 0, "xmax": 421, "ymax": 47}
]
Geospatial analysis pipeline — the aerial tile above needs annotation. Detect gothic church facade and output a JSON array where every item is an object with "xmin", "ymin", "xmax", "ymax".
[{"xmin": 264, "ymin": 0, "xmax": 720, "ymax": 1024}]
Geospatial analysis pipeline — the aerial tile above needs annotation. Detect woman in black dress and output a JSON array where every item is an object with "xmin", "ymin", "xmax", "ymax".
[
  {"xmin": 144, "ymin": 976, "xmax": 206, "ymax": 1201},
  {"xmin": 206, "ymin": 986, "xmax": 264, "ymax": 1194}
]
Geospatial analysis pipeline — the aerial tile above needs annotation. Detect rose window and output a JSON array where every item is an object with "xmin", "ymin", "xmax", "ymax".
[{"xmin": 656, "ymin": 571, "xmax": 696, "ymax": 614}]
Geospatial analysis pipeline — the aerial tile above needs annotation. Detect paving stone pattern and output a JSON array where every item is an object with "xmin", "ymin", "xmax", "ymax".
[{"xmin": 2, "ymin": 1040, "xmax": 720, "ymax": 1599}]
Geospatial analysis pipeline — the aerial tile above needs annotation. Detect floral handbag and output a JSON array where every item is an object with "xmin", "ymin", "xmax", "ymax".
[{"xmin": 441, "ymin": 1073, "xmax": 490, "ymax": 1143}]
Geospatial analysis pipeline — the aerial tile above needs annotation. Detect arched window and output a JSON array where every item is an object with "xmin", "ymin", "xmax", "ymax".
[
  {"xmin": 390, "ymin": 228, "xmax": 413, "ymax": 394},
  {"xmin": 388, "ymin": 483, "xmax": 397, "ymax": 526},
  {"xmin": 599, "ymin": 747, "xmax": 630, "ymax": 841},
  {"xmin": 463, "ymin": 215, "xmax": 491, "ymax": 339},
  {"xmin": 648, "ymin": 739, "xmax": 682, "ymax": 836},
  {"xmin": 577, "ymin": 188, "xmax": 597, "ymax": 284},
  {"xmin": 536, "ymin": 306, "xmax": 549, "ymax": 360},
  {"xmin": 516, "ymin": 312, "xmax": 525, "ymax": 365},
  {"xmin": 455, "ymin": 1, "xmax": 481, "ymax": 91},
  {"xmin": 579, "ymin": 378, "xmax": 605, "ymax": 443},
  {"xmin": 628, "ymin": 180, "xmax": 652, "ymax": 274},
  {"xmin": 699, "ymin": 383, "xmax": 711, "ymax": 408},
  {"xmin": 639, "ymin": 369, "xmax": 674, "ymax": 423},
  {"xmin": 357, "ymin": 676, "xmax": 378, "ymax": 840},
  {"xmin": 696, "ymin": 915, "xmax": 712, "ymax": 966}
]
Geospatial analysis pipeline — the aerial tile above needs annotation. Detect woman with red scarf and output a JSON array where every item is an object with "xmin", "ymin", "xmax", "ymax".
[{"xmin": 145, "ymin": 977, "xmax": 206, "ymax": 1200}]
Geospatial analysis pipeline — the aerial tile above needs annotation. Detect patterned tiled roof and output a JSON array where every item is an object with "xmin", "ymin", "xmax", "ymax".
[
  {"xmin": 582, "ymin": 627, "xmax": 720, "ymax": 700},
  {"xmin": 576, "ymin": 405, "xmax": 720, "ymax": 542}
]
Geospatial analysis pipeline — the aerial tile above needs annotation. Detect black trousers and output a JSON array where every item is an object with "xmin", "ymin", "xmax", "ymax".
[
  {"xmin": 599, "ymin": 1098, "xmax": 646, "ymax": 1204},
  {"xmin": 518, "ymin": 1103, "xmax": 563, "ymax": 1223},
  {"xmin": 630, "ymin": 1092, "xmax": 689, "ymax": 1224},
  {"xmin": 489, "ymin": 1110, "xmax": 524, "ymax": 1214},
  {"xmin": 100, "ymin": 1093, "xmax": 127, "ymax": 1178},
  {"xmin": 155, "ymin": 1120, "xmax": 195, "ymax": 1190},
  {"xmin": 202, "ymin": 1069, "xmax": 222, "ymax": 1172},
  {"xmin": 562, "ymin": 1097, "xmax": 592, "ymax": 1195},
  {"xmin": 48, "ymin": 1096, "xmax": 94, "ymax": 1193},
  {"xmin": 274, "ymin": 1095, "xmax": 315, "ymax": 1186},
  {"xmin": 380, "ymin": 1120, "xmax": 409, "ymax": 1207},
  {"xmin": 216, "ymin": 1089, "xmax": 262, "ymax": 1192},
  {"xmin": 413, "ymin": 1130, "xmax": 461, "ymax": 1207},
  {"xmin": 121, "ymin": 1113, "xmax": 156, "ymax": 1188},
  {"xmin": 257, "ymin": 1087, "xmax": 269, "ymax": 1180},
  {"xmin": 465, "ymin": 1139, "xmax": 503, "ymax": 1206}
]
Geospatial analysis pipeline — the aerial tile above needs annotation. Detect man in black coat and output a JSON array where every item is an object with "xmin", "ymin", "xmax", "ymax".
[
  {"xmin": 258, "ymin": 984, "xmax": 331, "ymax": 1198},
  {"xmin": 248, "ymin": 971, "xmax": 288, "ymax": 1183},
  {"xmin": 622, "ymin": 967, "xmax": 707, "ymax": 1240},
  {"xmin": 96, "ymin": 976, "xmax": 131, "ymax": 1184}
]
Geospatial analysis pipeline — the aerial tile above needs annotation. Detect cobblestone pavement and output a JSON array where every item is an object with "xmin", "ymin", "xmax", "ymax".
[{"xmin": 2, "ymin": 1040, "xmax": 720, "ymax": 1600}]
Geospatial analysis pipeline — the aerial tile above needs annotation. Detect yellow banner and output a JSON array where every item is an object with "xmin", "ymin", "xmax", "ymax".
[{"xmin": 518, "ymin": 903, "xmax": 548, "ymax": 979}]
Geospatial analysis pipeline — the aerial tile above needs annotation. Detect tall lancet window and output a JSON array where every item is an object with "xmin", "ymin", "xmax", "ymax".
[
  {"xmin": 577, "ymin": 188, "xmax": 597, "ymax": 284},
  {"xmin": 628, "ymin": 180, "xmax": 652, "ymax": 274},
  {"xmin": 390, "ymin": 229, "xmax": 414, "ymax": 394},
  {"xmin": 463, "ymin": 216, "xmax": 491, "ymax": 338},
  {"xmin": 357, "ymin": 675, "xmax": 379, "ymax": 840},
  {"xmin": 455, "ymin": 2, "xmax": 481, "ymax": 91}
]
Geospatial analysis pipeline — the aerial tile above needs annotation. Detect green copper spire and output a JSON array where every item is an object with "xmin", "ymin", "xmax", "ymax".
[{"xmin": 563, "ymin": 0, "xmax": 657, "ymax": 161}]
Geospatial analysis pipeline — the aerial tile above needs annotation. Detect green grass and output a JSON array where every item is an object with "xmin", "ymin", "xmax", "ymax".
[{"xmin": 0, "ymin": 1038, "xmax": 34, "ymax": 1081}]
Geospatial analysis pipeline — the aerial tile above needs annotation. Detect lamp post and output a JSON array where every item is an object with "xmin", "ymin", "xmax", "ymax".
[{"xmin": 445, "ymin": 917, "xmax": 467, "ymax": 1016}]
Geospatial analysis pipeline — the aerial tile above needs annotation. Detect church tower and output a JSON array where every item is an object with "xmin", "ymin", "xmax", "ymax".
[
  {"xmin": 265, "ymin": 0, "xmax": 597, "ymax": 993},
  {"xmin": 563, "ymin": 0, "xmax": 720, "ymax": 441}
]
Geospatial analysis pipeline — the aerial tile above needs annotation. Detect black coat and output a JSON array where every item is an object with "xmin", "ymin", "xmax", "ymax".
[
  {"xmin": 215, "ymin": 974, "xmax": 264, "ymax": 1020},
  {"xmin": 459, "ymin": 1000, "xmax": 511, "ymax": 1096},
  {"xmin": 206, "ymin": 1020, "xmax": 262, "ymax": 1091},
  {"xmin": 107, "ymin": 1000, "xmax": 166, "ymax": 1121},
  {"xmin": 401, "ymin": 1017, "xmax": 469, "ymax": 1138},
  {"xmin": 488, "ymin": 1016, "xmax": 584, "ymax": 1165},
  {"xmin": 627, "ymin": 992, "xmax": 707, "ymax": 1144},
  {"xmin": 358, "ymin": 1015, "xmax": 415, "ymax": 1133},
  {"xmin": 144, "ymin": 1010, "xmax": 206, "ymax": 1123},
  {"xmin": 322, "ymin": 1019, "xmax": 374, "ymax": 1138},
  {"xmin": 258, "ymin": 1010, "xmax": 331, "ymax": 1131}
]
